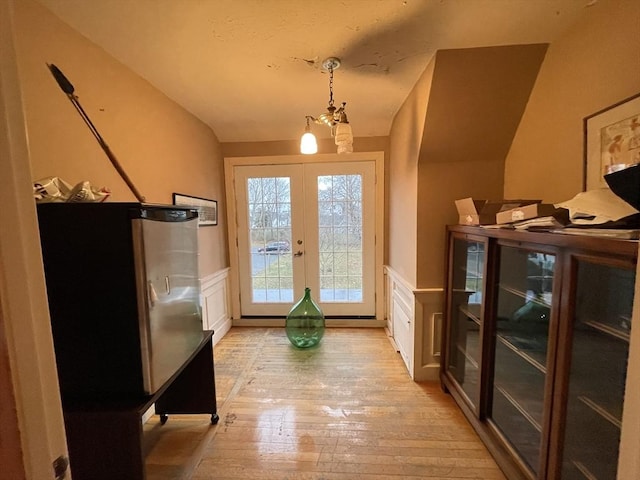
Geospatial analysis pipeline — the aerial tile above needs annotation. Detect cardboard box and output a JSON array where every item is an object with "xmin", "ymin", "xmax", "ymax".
[
  {"xmin": 495, "ymin": 203, "xmax": 558, "ymax": 225},
  {"xmin": 455, "ymin": 198, "xmax": 540, "ymax": 225}
]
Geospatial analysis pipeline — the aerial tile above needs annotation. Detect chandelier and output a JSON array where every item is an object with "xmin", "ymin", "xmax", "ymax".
[{"xmin": 300, "ymin": 57, "xmax": 353, "ymax": 155}]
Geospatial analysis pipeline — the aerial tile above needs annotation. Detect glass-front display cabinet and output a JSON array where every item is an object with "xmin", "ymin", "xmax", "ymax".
[{"xmin": 441, "ymin": 225, "xmax": 637, "ymax": 480}]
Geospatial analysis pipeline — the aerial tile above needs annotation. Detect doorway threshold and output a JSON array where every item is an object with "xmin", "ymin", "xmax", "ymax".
[{"xmin": 232, "ymin": 318, "xmax": 385, "ymax": 328}]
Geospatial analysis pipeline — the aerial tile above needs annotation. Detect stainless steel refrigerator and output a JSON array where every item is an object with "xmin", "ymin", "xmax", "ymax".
[{"xmin": 37, "ymin": 202, "xmax": 205, "ymax": 401}]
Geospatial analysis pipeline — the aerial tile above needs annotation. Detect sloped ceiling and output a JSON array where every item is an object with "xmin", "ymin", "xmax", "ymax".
[
  {"xmin": 421, "ymin": 44, "xmax": 549, "ymax": 164},
  {"xmin": 35, "ymin": 0, "xmax": 594, "ymax": 142}
]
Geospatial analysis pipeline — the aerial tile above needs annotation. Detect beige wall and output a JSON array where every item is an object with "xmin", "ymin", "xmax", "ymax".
[
  {"xmin": 416, "ymin": 45, "xmax": 547, "ymax": 287},
  {"xmin": 387, "ymin": 60, "xmax": 434, "ymax": 286},
  {"xmin": 14, "ymin": 0, "xmax": 228, "ymax": 277},
  {"xmin": 504, "ymin": 0, "xmax": 640, "ymax": 202},
  {"xmin": 388, "ymin": 45, "xmax": 546, "ymax": 288}
]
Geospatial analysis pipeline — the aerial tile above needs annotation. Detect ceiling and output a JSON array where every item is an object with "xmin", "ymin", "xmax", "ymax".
[{"xmin": 35, "ymin": 0, "xmax": 593, "ymax": 143}]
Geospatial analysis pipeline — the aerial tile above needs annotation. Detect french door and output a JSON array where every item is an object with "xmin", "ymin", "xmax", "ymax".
[{"xmin": 232, "ymin": 160, "xmax": 376, "ymax": 317}]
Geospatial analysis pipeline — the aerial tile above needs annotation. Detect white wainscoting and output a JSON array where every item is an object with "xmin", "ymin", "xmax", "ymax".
[
  {"xmin": 384, "ymin": 266, "xmax": 443, "ymax": 381},
  {"xmin": 391, "ymin": 279, "xmax": 414, "ymax": 374},
  {"xmin": 201, "ymin": 268, "xmax": 232, "ymax": 346}
]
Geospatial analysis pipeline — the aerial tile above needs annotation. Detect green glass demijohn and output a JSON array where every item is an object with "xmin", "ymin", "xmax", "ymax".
[{"xmin": 285, "ymin": 287, "xmax": 325, "ymax": 348}]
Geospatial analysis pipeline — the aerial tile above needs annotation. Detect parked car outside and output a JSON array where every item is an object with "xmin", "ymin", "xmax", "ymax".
[{"xmin": 257, "ymin": 241, "xmax": 290, "ymax": 254}]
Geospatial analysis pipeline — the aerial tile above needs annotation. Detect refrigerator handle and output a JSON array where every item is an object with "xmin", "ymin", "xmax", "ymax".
[
  {"xmin": 165, "ymin": 276, "xmax": 171, "ymax": 295},
  {"xmin": 147, "ymin": 281, "xmax": 158, "ymax": 307}
]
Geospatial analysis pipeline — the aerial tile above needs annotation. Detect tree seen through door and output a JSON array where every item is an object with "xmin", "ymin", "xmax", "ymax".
[
  {"xmin": 317, "ymin": 174, "xmax": 363, "ymax": 302},
  {"xmin": 248, "ymin": 176, "xmax": 293, "ymax": 302},
  {"xmin": 247, "ymin": 174, "xmax": 363, "ymax": 304}
]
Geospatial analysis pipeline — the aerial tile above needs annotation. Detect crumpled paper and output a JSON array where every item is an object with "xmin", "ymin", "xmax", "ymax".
[{"xmin": 33, "ymin": 176, "xmax": 110, "ymax": 203}]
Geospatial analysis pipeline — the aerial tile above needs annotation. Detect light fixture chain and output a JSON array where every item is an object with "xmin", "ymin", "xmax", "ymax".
[
  {"xmin": 328, "ymin": 65, "xmax": 334, "ymax": 107},
  {"xmin": 300, "ymin": 56, "xmax": 353, "ymax": 155}
]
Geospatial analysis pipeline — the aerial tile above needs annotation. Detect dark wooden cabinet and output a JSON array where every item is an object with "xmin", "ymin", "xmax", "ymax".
[
  {"xmin": 441, "ymin": 225, "xmax": 637, "ymax": 480},
  {"xmin": 64, "ymin": 331, "xmax": 218, "ymax": 480}
]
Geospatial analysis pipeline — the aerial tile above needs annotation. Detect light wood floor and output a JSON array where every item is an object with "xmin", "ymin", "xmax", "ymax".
[{"xmin": 143, "ymin": 327, "xmax": 506, "ymax": 479}]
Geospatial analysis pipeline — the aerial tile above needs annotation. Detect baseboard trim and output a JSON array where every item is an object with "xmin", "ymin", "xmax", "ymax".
[
  {"xmin": 232, "ymin": 318, "xmax": 386, "ymax": 328},
  {"xmin": 414, "ymin": 364, "xmax": 440, "ymax": 382}
]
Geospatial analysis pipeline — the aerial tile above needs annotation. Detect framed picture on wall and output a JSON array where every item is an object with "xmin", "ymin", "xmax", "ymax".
[
  {"xmin": 584, "ymin": 93, "xmax": 640, "ymax": 190},
  {"xmin": 172, "ymin": 193, "xmax": 218, "ymax": 226}
]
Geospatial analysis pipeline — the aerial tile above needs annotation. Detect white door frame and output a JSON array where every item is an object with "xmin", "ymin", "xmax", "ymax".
[
  {"xmin": 225, "ymin": 152, "xmax": 385, "ymax": 324},
  {"xmin": 0, "ymin": 1, "xmax": 70, "ymax": 478}
]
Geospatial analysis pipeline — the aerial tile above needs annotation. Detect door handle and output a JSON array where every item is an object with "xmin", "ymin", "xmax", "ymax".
[{"xmin": 294, "ymin": 250, "xmax": 304, "ymax": 257}]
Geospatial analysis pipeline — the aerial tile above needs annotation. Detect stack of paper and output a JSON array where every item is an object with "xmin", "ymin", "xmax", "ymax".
[
  {"xmin": 552, "ymin": 229, "xmax": 640, "ymax": 239},
  {"xmin": 512, "ymin": 215, "xmax": 568, "ymax": 230},
  {"xmin": 555, "ymin": 188, "xmax": 639, "ymax": 225},
  {"xmin": 475, "ymin": 188, "xmax": 640, "ymax": 236}
]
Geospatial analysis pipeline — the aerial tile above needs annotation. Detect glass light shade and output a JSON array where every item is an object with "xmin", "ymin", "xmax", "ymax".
[
  {"xmin": 334, "ymin": 122, "xmax": 353, "ymax": 154},
  {"xmin": 300, "ymin": 131, "xmax": 318, "ymax": 154},
  {"xmin": 334, "ymin": 122, "xmax": 353, "ymax": 145},
  {"xmin": 337, "ymin": 143, "xmax": 353, "ymax": 154}
]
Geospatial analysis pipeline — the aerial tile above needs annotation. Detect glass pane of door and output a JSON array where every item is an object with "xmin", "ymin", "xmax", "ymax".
[
  {"xmin": 490, "ymin": 246, "xmax": 555, "ymax": 476},
  {"xmin": 560, "ymin": 261, "xmax": 634, "ymax": 479},
  {"xmin": 317, "ymin": 173, "xmax": 363, "ymax": 302},
  {"xmin": 247, "ymin": 176, "xmax": 293, "ymax": 303},
  {"xmin": 446, "ymin": 238, "xmax": 485, "ymax": 411}
]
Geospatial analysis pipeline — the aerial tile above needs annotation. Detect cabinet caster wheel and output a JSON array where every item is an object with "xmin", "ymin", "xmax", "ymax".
[
  {"xmin": 211, "ymin": 414, "xmax": 219, "ymax": 425},
  {"xmin": 160, "ymin": 414, "xmax": 168, "ymax": 425}
]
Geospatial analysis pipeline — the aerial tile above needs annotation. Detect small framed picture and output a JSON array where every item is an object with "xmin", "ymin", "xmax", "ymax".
[
  {"xmin": 172, "ymin": 193, "xmax": 218, "ymax": 226},
  {"xmin": 584, "ymin": 93, "xmax": 640, "ymax": 190}
]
